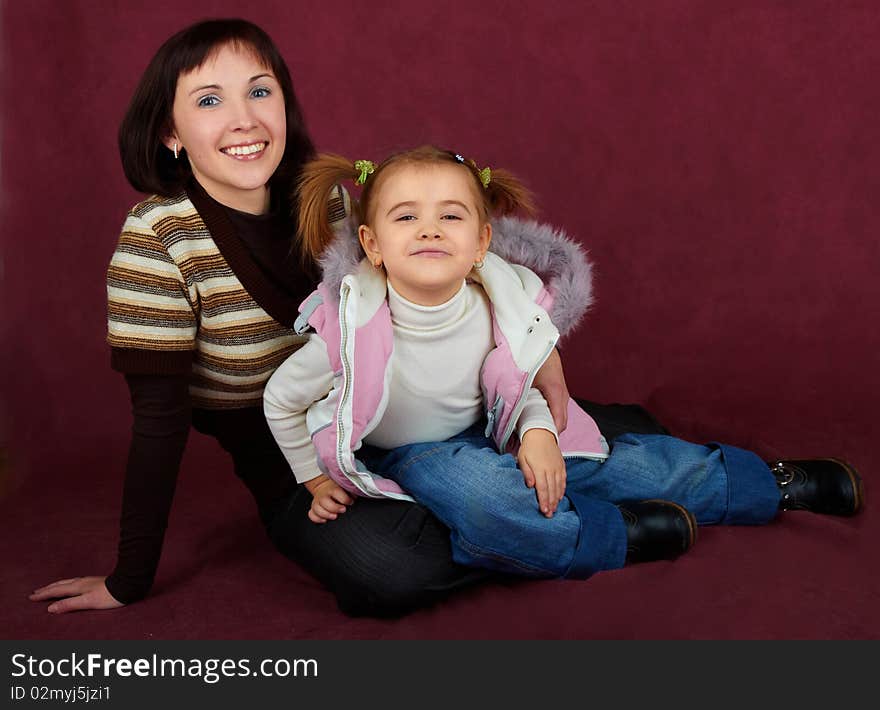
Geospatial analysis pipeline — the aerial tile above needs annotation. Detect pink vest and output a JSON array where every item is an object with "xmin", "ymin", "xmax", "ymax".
[{"xmin": 295, "ymin": 252, "xmax": 608, "ymax": 501}]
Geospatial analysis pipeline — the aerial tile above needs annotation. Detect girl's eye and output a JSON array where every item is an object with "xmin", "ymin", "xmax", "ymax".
[
  {"xmin": 441, "ymin": 214, "xmax": 463, "ymax": 221},
  {"xmin": 395, "ymin": 215, "xmax": 416, "ymax": 222},
  {"xmin": 197, "ymin": 94, "xmax": 221, "ymax": 108},
  {"xmin": 250, "ymin": 86, "xmax": 271, "ymax": 99}
]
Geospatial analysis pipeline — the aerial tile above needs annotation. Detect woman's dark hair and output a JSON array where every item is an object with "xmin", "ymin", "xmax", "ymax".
[{"xmin": 118, "ymin": 18, "xmax": 315, "ymax": 200}]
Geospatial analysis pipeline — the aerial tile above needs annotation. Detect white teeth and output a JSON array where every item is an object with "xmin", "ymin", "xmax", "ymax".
[{"xmin": 223, "ymin": 142, "xmax": 266, "ymax": 156}]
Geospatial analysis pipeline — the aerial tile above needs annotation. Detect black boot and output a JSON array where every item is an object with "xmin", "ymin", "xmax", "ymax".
[
  {"xmin": 769, "ymin": 458, "xmax": 864, "ymax": 516},
  {"xmin": 618, "ymin": 500, "xmax": 697, "ymax": 564}
]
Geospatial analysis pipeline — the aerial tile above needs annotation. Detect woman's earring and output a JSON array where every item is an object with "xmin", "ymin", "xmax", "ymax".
[{"xmin": 173, "ymin": 142, "xmax": 179, "ymax": 160}]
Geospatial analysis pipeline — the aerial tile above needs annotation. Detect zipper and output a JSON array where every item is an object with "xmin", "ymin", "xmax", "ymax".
[
  {"xmin": 336, "ymin": 283, "xmax": 353, "ymax": 474},
  {"xmin": 332, "ymin": 282, "xmax": 412, "ymax": 501},
  {"xmin": 484, "ymin": 395, "xmax": 503, "ymax": 437},
  {"xmin": 563, "ymin": 453, "xmax": 609, "ymax": 462}
]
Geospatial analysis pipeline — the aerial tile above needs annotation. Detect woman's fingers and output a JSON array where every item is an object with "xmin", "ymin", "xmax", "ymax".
[
  {"xmin": 30, "ymin": 577, "xmax": 123, "ymax": 613},
  {"xmin": 48, "ymin": 594, "xmax": 95, "ymax": 614},
  {"xmin": 49, "ymin": 588, "xmax": 123, "ymax": 614},
  {"xmin": 30, "ymin": 578, "xmax": 85, "ymax": 600}
]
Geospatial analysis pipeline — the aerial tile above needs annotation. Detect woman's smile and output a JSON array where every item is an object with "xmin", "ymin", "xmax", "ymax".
[{"xmin": 220, "ymin": 141, "xmax": 268, "ymax": 159}]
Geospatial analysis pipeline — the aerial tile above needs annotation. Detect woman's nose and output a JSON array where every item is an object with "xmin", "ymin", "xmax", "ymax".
[{"xmin": 229, "ymin": 99, "xmax": 257, "ymax": 130}]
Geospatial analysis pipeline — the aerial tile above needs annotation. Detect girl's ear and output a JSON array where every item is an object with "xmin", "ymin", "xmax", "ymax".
[
  {"xmin": 359, "ymin": 225, "xmax": 382, "ymax": 266},
  {"xmin": 476, "ymin": 222, "xmax": 492, "ymax": 261}
]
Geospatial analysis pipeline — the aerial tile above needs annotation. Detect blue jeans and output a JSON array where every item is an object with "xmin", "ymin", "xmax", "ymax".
[{"xmin": 357, "ymin": 423, "xmax": 781, "ymax": 580}]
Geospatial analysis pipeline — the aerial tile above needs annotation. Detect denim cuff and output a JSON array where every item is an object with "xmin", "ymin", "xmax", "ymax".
[
  {"xmin": 563, "ymin": 492, "xmax": 628, "ymax": 578},
  {"xmin": 710, "ymin": 442, "xmax": 780, "ymax": 524}
]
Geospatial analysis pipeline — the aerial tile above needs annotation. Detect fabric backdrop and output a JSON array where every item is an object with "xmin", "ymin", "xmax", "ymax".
[{"xmin": 2, "ymin": 1, "xmax": 877, "ymax": 510}]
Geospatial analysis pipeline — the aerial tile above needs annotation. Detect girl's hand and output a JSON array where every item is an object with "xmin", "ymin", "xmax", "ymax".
[
  {"xmin": 29, "ymin": 577, "xmax": 124, "ymax": 614},
  {"xmin": 518, "ymin": 428, "xmax": 566, "ymax": 518},
  {"xmin": 304, "ymin": 475, "xmax": 354, "ymax": 524},
  {"xmin": 533, "ymin": 348, "xmax": 570, "ymax": 433}
]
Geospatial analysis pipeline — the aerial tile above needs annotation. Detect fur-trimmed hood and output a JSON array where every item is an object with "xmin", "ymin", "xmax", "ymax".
[{"xmin": 316, "ymin": 214, "xmax": 594, "ymax": 337}]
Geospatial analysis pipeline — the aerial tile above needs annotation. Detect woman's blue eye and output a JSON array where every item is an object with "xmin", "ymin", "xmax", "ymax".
[
  {"xmin": 197, "ymin": 95, "xmax": 221, "ymax": 108},
  {"xmin": 251, "ymin": 86, "xmax": 271, "ymax": 98}
]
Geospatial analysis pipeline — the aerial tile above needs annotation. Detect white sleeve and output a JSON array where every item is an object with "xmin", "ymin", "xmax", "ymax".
[
  {"xmin": 263, "ymin": 335, "xmax": 334, "ymax": 483},
  {"xmin": 516, "ymin": 387, "xmax": 559, "ymax": 442}
]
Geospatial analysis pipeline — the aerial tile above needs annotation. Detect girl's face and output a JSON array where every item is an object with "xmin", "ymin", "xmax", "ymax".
[
  {"xmin": 359, "ymin": 163, "xmax": 492, "ymax": 306},
  {"xmin": 164, "ymin": 43, "xmax": 286, "ymax": 214}
]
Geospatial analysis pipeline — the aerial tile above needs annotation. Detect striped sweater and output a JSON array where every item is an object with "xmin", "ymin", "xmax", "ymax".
[{"xmin": 107, "ymin": 181, "xmax": 346, "ymax": 408}]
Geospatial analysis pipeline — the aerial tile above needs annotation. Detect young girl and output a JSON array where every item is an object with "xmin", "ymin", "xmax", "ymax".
[
  {"xmin": 28, "ymin": 19, "xmax": 574, "ymax": 617},
  {"xmin": 265, "ymin": 146, "xmax": 864, "ymax": 579}
]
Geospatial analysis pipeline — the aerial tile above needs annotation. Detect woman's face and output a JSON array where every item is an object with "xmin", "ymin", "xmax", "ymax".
[{"xmin": 165, "ymin": 43, "xmax": 286, "ymax": 214}]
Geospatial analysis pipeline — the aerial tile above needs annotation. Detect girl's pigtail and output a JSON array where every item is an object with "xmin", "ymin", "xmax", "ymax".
[
  {"xmin": 295, "ymin": 154, "xmax": 360, "ymax": 262},
  {"xmin": 482, "ymin": 168, "xmax": 537, "ymax": 219}
]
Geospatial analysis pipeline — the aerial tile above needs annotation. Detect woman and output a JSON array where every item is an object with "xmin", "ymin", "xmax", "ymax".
[{"xmin": 29, "ymin": 18, "xmax": 574, "ymax": 617}]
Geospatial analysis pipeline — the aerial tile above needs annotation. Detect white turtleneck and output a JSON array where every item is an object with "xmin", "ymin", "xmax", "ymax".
[
  {"xmin": 264, "ymin": 280, "xmax": 557, "ymax": 483},
  {"xmin": 367, "ymin": 280, "xmax": 486, "ymax": 447}
]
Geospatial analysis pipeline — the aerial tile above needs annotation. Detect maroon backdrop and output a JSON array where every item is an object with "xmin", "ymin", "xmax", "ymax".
[{"xmin": 2, "ymin": 1, "xmax": 877, "ymax": 638}]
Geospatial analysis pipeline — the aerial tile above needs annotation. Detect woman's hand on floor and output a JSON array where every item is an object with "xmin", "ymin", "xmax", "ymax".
[{"xmin": 29, "ymin": 576, "xmax": 124, "ymax": 613}]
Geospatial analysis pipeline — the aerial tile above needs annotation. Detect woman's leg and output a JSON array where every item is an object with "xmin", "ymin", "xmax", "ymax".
[
  {"xmin": 213, "ymin": 408, "xmax": 489, "ymax": 617},
  {"xmin": 265, "ymin": 490, "xmax": 490, "ymax": 617}
]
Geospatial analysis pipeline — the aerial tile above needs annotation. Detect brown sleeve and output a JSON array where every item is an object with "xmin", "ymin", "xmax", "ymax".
[{"xmin": 104, "ymin": 373, "xmax": 190, "ymax": 604}]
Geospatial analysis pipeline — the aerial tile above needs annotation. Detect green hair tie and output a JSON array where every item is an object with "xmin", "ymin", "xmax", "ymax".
[
  {"xmin": 478, "ymin": 166, "xmax": 492, "ymax": 189},
  {"xmin": 354, "ymin": 159, "xmax": 376, "ymax": 185}
]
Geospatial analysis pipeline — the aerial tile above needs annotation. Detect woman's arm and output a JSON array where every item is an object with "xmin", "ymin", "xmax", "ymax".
[
  {"xmin": 532, "ymin": 347, "xmax": 570, "ymax": 433},
  {"xmin": 30, "ymin": 374, "xmax": 191, "ymax": 612},
  {"xmin": 491, "ymin": 218, "xmax": 591, "ymax": 432}
]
